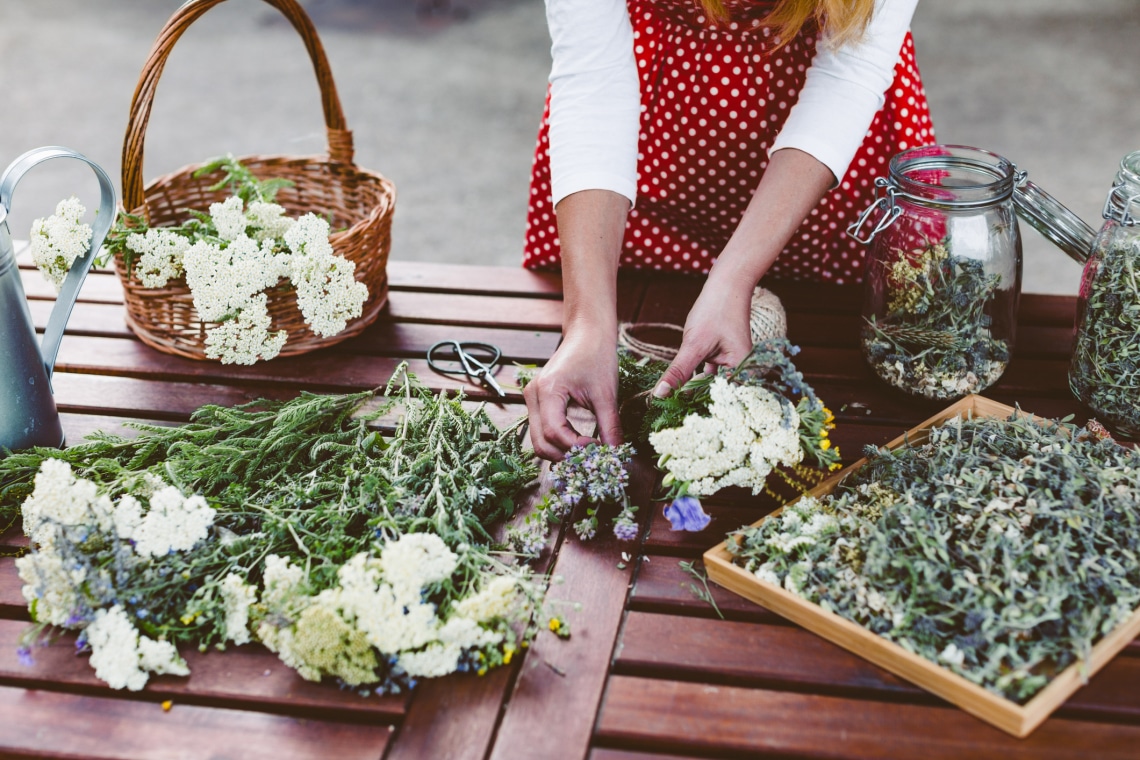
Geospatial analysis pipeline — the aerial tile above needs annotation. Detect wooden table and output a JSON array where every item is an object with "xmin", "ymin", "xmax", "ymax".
[{"xmin": 3, "ymin": 250, "xmax": 1139, "ymax": 760}]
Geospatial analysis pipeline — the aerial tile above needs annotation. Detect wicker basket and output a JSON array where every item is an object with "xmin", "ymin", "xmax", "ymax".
[{"xmin": 115, "ymin": 0, "xmax": 395, "ymax": 361}]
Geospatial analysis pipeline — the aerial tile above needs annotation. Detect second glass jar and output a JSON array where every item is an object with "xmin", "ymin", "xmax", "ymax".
[{"xmin": 849, "ymin": 145, "xmax": 1022, "ymax": 401}]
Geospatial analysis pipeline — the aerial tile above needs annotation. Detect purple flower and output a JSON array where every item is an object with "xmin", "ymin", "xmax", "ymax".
[
  {"xmin": 613, "ymin": 518, "xmax": 639, "ymax": 542},
  {"xmin": 16, "ymin": 647, "xmax": 34, "ymax": 668},
  {"xmin": 664, "ymin": 496, "xmax": 711, "ymax": 532}
]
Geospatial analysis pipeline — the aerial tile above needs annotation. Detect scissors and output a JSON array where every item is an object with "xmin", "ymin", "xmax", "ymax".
[{"xmin": 426, "ymin": 340, "xmax": 507, "ymax": 398}]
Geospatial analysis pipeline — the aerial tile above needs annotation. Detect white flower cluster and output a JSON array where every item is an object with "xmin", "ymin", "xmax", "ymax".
[
  {"xmin": 125, "ymin": 228, "xmax": 191, "ymax": 288},
  {"xmin": 258, "ymin": 534, "xmax": 520, "ymax": 686},
  {"xmin": 29, "ymin": 197, "xmax": 92, "ymax": 291},
  {"xmin": 220, "ymin": 573, "xmax": 258, "ymax": 646},
  {"xmin": 16, "ymin": 460, "xmax": 215, "ymax": 690},
  {"xmin": 649, "ymin": 377, "xmax": 804, "ymax": 496},
  {"xmin": 86, "ymin": 605, "xmax": 188, "ymax": 691},
  {"xmin": 202, "ymin": 293, "xmax": 288, "ymax": 365},
  {"xmin": 286, "ymin": 215, "xmax": 368, "ymax": 338},
  {"xmin": 122, "ymin": 197, "xmax": 366, "ymax": 363}
]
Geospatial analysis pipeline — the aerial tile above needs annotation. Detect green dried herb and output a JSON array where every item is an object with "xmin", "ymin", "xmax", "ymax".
[
  {"xmin": 1069, "ymin": 238, "xmax": 1140, "ymax": 436},
  {"xmin": 862, "ymin": 240, "xmax": 1010, "ymax": 400},
  {"xmin": 728, "ymin": 412, "xmax": 1140, "ymax": 704}
]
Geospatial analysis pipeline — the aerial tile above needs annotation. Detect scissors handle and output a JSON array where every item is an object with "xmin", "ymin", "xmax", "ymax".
[{"xmin": 426, "ymin": 340, "xmax": 506, "ymax": 397}]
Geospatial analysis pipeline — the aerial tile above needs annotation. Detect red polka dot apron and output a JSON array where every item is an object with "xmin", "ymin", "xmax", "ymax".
[{"xmin": 523, "ymin": 0, "xmax": 935, "ymax": 284}]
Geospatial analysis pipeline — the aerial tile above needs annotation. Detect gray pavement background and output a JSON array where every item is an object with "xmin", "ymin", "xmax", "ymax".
[{"xmin": 1, "ymin": 0, "xmax": 1137, "ymax": 294}]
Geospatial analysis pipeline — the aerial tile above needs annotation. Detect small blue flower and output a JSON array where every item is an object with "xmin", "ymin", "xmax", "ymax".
[
  {"xmin": 664, "ymin": 496, "xmax": 711, "ymax": 532},
  {"xmin": 16, "ymin": 647, "xmax": 34, "ymax": 668}
]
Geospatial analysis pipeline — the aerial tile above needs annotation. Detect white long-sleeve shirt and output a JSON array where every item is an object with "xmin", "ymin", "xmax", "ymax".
[{"xmin": 545, "ymin": 0, "xmax": 920, "ymax": 207}]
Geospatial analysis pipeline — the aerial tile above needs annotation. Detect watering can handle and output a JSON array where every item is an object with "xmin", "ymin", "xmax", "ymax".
[{"xmin": 0, "ymin": 147, "xmax": 117, "ymax": 379}]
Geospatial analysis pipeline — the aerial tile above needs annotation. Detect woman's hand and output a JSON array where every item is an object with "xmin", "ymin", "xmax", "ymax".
[
  {"xmin": 524, "ymin": 325, "xmax": 622, "ymax": 461},
  {"xmin": 526, "ymin": 189, "xmax": 630, "ymax": 460},
  {"xmin": 653, "ymin": 265, "xmax": 755, "ymax": 397},
  {"xmin": 654, "ymin": 148, "xmax": 836, "ymax": 396}
]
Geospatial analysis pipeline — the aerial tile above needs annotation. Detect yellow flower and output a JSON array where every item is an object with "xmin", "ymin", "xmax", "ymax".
[
  {"xmin": 820, "ymin": 438, "xmax": 831, "ymax": 451},
  {"xmin": 819, "ymin": 428, "xmax": 829, "ymax": 439},
  {"xmin": 503, "ymin": 646, "xmax": 515, "ymax": 665},
  {"xmin": 161, "ymin": 700, "xmax": 173, "ymax": 712},
  {"xmin": 477, "ymin": 668, "xmax": 487, "ymax": 677},
  {"xmin": 548, "ymin": 618, "xmax": 561, "ymax": 633},
  {"xmin": 823, "ymin": 407, "xmax": 835, "ymax": 424},
  {"xmin": 180, "ymin": 612, "xmax": 200, "ymax": 626}
]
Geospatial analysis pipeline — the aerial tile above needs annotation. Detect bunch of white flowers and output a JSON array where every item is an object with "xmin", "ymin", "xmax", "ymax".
[
  {"xmin": 85, "ymin": 605, "xmax": 189, "ymax": 691},
  {"xmin": 114, "ymin": 193, "xmax": 367, "ymax": 364},
  {"xmin": 257, "ymin": 535, "xmax": 524, "ymax": 687},
  {"xmin": 29, "ymin": 197, "xmax": 92, "ymax": 291},
  {"xmin": 648, "ymin": 377, "xmax": 804, "ymax": 496},
  {"xmin": 16, "ymin": 460, "xmax": 216, "ymax": 689}
]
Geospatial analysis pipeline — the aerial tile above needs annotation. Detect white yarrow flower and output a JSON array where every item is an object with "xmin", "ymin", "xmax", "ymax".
[
  {"xmin": 285, "ymin": 213, "xmax": 367, "ymax": 338},
  {"xmin": 203, "ymin": 293, "xmax": 287, "ymax": 365},
  {"xmin": 86, "ymin": 606, "xmax": 188, "ymax": 691},
  {"xmin": 209, "ymin": 196, "xmax": 248, "ymax": 241},
  {"xmin": 29, "ymin": 197, "xmax": 92, "ymax": 291},
  {"xmin": 126, "ymin": 485, "xmax": 216, "ymax": 558},
  {"xmin": 649, "ymin": 378, "xmax": 803, "ymax": 496},
  {"xmin": 126, "ymin": 228, "xmax": 190, "ymax": 288},
  {"xmin": 220, "ymin": 573, "xmax": 258, "ymax": 645}
]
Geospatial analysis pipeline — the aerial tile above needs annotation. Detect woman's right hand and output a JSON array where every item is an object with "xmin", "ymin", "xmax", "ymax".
[
  {"xmin": 523, "ymin": 324, "xmax": 622, "ymax": 461},
  {"xmin": 527, "ymin": 189, "xmax": 630, "ymax": 460}
]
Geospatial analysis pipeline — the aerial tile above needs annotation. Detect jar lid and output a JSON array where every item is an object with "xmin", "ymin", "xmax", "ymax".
[{"xmin": 1012, "ymin": 179, "xmax": 1096, "ymax": 265}]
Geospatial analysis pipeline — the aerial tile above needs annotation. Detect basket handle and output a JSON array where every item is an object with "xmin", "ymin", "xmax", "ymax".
[{"xmin": 121, "ymin": 0, "xmax": 355, "ymax": 213}]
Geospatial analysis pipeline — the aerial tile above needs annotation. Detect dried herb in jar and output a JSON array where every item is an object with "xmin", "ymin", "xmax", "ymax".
[
  {"xmin": 1069, "ymin": 238, "xmax": 1140, "ymax": 437},
  {"xmin": 862, "ymin": 240, "xmax": 1010, "ymax": 400}
]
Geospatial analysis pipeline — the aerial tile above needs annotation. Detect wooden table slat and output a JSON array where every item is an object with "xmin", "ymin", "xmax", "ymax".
[
  {"xmin": 614, "ymin": 612, "xmax": 1140, "ymax": 721},
  {"xmin": 596, "ymin": 675, "xmax": 1140, "ymax": 760},
  {"xmin": 48, "ymin": 371, "xmax": 528, "ymax": 430},
  {"xmin": 0, "ymin": 685, "xmax": 391, "ymax": 760},
  {"xmin": 0, "ymin": 619, "xmax": 407, "ymax": 721},
  {"xmin": 629, "ymin": 554, "xmax": 784, "ymax": 624},
  {"xmin": 488, "ymin": 457, "xmax": 657, "ymax": 760}
]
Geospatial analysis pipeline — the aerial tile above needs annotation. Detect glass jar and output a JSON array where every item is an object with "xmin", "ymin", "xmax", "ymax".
[
  {"xmin": 849, "ymin": 145, "xmax": 1023, "ymax": 401},
  {"xmin": 1067, "ymin": 150, "xmax": 1140, "ymax": 437}
]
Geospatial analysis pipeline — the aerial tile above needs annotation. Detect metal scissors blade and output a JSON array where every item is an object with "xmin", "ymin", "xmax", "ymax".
[{"xmin": 426, "ymin": 340, "xmax": 507, "ymax": 397}]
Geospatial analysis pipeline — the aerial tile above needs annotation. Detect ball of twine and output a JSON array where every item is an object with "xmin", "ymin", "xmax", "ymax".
[{"xmin": 617, "ymin": 286, "xmax": 787, "ymax": 362}]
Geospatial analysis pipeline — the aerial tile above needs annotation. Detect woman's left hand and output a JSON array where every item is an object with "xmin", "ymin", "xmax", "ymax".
[{"xmin": 652, "ymin": 148, "xmax": 835, "ymax": 396}]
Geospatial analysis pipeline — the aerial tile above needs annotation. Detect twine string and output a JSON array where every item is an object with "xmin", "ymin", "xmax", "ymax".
[{"xmin": 617, "ymin": 286, "xmax": 787, "ymax": 361}]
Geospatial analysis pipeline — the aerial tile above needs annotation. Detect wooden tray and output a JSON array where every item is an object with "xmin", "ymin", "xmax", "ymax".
[{"xmin": 703, "ymin": 394, "xmax": 1140, "ymax": 738}]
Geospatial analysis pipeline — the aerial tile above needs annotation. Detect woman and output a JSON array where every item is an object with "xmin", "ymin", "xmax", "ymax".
[{"xmin": 522, "ymin": 0, "xmax": 934, "ymax": 460}]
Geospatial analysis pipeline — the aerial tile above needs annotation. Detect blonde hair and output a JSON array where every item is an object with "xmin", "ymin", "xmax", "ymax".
[{"xmin": 699, "ymin": 0, "xmax": 876, "ymax": 47}]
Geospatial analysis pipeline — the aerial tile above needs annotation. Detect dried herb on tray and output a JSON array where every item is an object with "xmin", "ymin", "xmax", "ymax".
[{"xmin": 727, "ymin": 412, "xmax": 1140, "ymax": 703}]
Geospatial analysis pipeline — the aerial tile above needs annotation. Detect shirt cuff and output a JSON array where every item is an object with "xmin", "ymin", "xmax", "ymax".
[{"xmin": 551, "ymin": 170, "xmax": 638, "ymax": 208}]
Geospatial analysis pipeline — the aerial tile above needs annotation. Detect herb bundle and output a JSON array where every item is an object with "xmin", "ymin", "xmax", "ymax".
[
  {"xmin": 2, "ymin": 366, "xmax": 550, "ymax": 693},
  {"xmin": 617, "ymin": 339, "xmax": 840, "ymax": 527},
  {"xmin": 507, "ymin": 443, "xmax": 639, "ymax": 554},
  {"xmin": 1069, "ymin": 237, "xmax": 1140, "ymax": 437},
  {"xmin": 862, "ymin": 240, "xmax": 1010, "ymax": 400},
  {"xmin": 727, "ymin": 412, "xmax": 1140, "ymax": 703}
]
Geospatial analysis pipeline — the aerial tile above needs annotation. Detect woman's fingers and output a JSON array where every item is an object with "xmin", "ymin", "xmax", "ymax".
[
  {"xmin": 524, "ymin": 362, "xmax": 620, "ymax": 460},
  {"xmin": 524, "ymin": 379, "xmax": 581, "ymax": 460},
  {"xmin": 653, "ymin": 340, "xmax": 707, "ymax": 398}
]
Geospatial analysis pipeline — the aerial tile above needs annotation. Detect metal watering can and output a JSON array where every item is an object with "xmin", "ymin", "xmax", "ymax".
[{"xmin": 0, "ymin": 147, "xmax": 116, "ymax": 452}]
